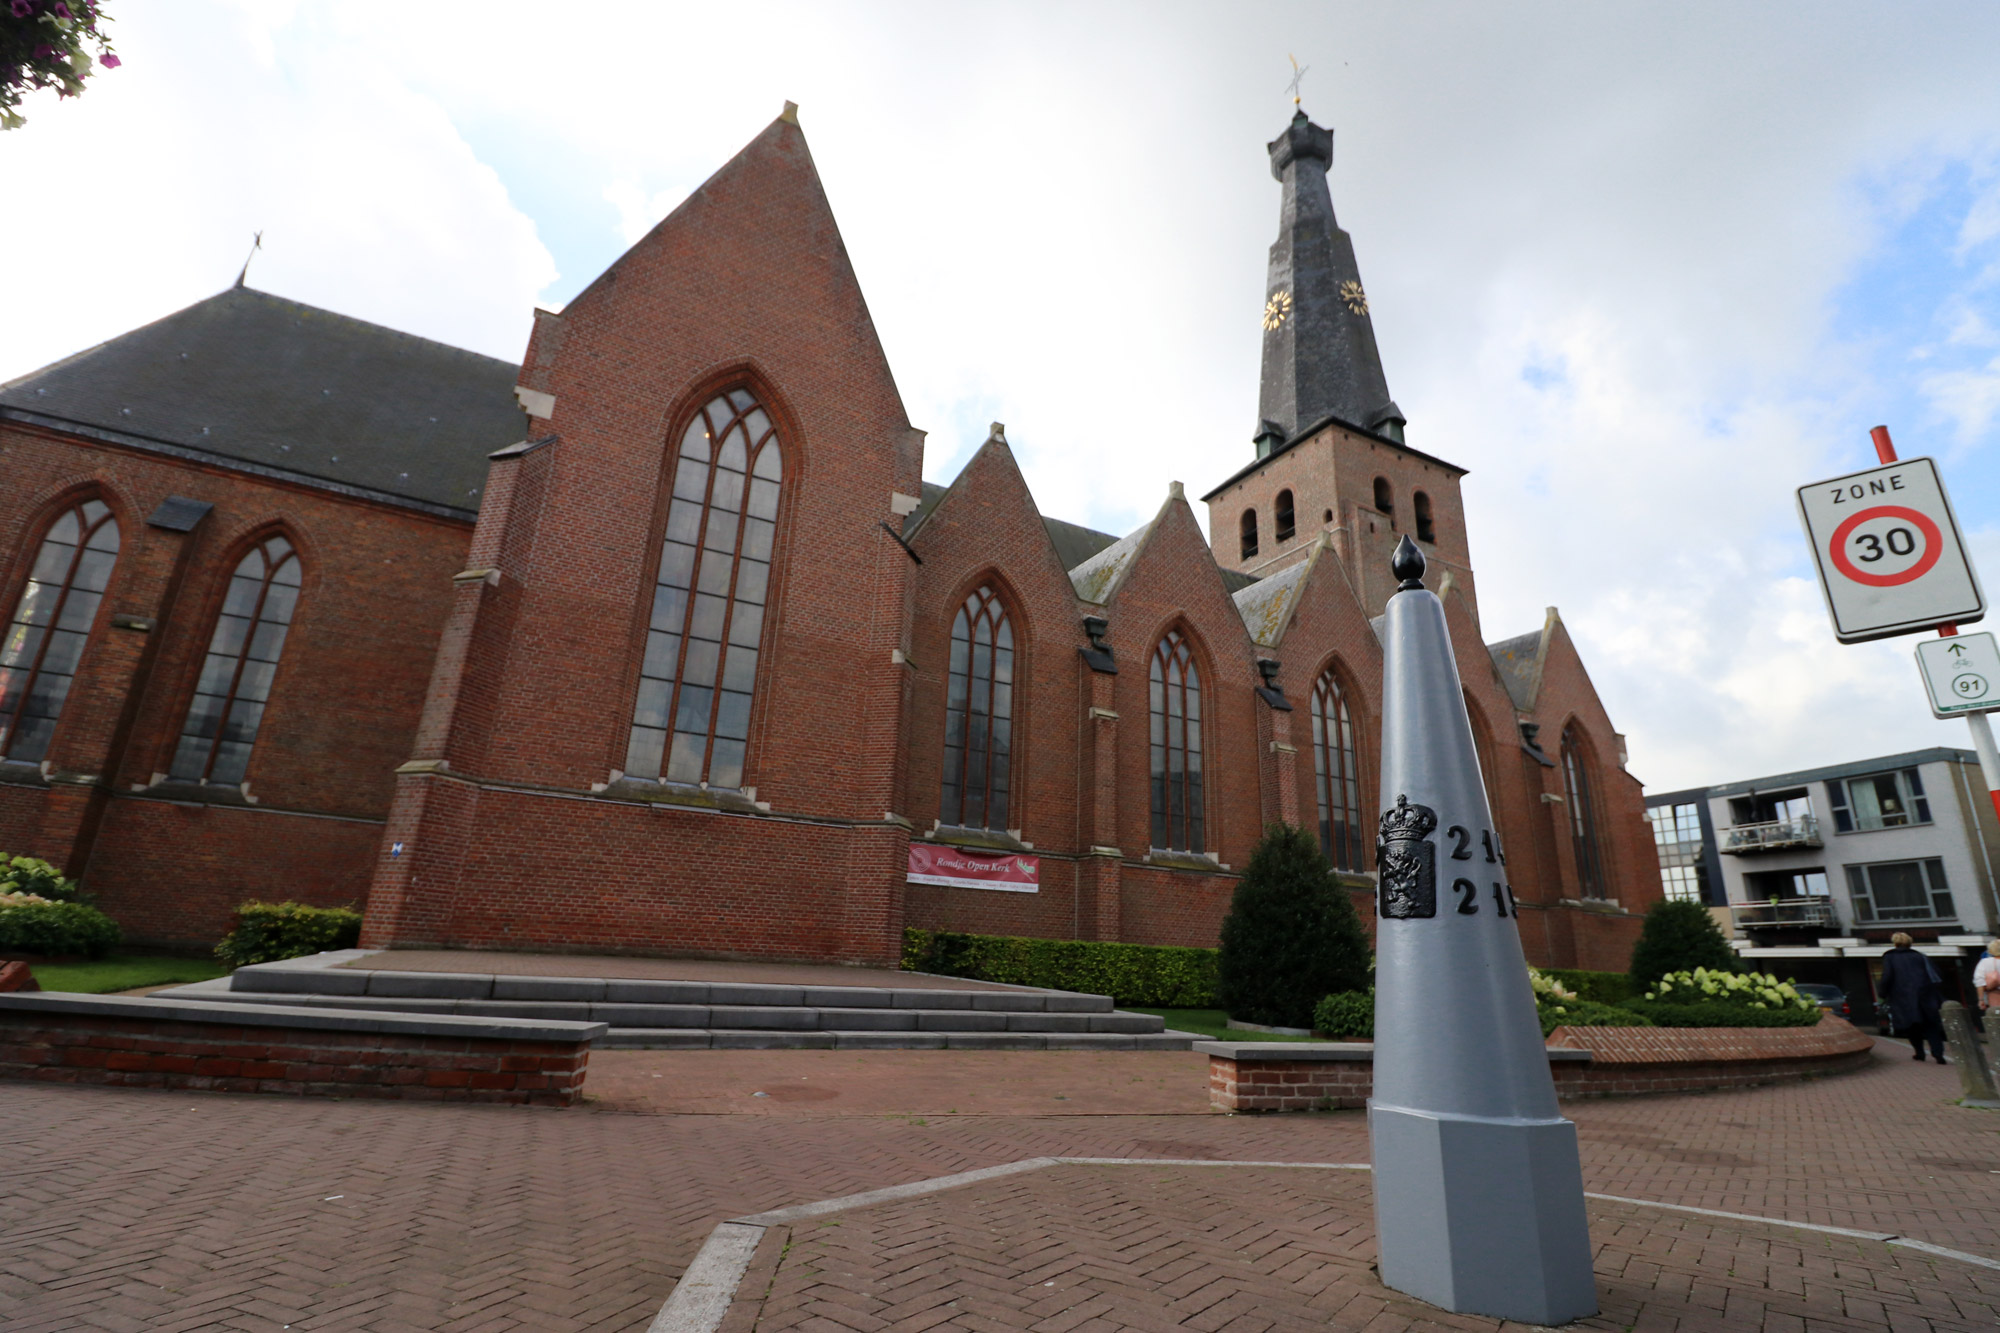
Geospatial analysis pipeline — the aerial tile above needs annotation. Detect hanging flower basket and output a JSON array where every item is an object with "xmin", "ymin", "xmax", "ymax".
[{"xmin": 2, "ymin": 0, "xmax": 119, "ymax": 131}]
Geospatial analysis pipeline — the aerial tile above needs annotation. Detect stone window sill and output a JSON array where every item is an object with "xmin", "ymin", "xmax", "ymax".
[
  {"xmin": 141, "ymin": 780, "xmax": 254, "ymax": 806},
  {"xmin": 599, "ymin": 777, "xmax": 767, "ymax": 815},
  {"xmin": 0, "ymin": 761, "xmax": 49, "ymax": 789},
  {"xmin": 925, "ymin": 825, "xmax": 1032, "ymax": 853},
  {"xmin": 1144, "ymin": 848, "xmax": 1229, "ymax": 873}
]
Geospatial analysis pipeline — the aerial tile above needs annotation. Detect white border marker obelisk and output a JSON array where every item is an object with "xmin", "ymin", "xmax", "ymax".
[{"xmin": 1369, "ymin": 535, "xmax": 1598, "ymax": 1324}]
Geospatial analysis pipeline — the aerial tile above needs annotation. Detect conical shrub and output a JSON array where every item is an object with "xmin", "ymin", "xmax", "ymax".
[
  {"xmin": 1627, "ymin": 898, "xmax": 1738, "ymax": 989},
  {"xmin": 1218, "ymin": 823, "xmax": 1372, "ymax": 1028}
]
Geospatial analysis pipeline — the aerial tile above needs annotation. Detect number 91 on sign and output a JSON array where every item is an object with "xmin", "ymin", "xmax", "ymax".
[{"xmin": 1796, "ymin": 456, "xmax": 1984, "ymax": 643}]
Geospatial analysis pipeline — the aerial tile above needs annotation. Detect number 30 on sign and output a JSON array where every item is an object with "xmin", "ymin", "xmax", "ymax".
[{"xmin": 1796, "ymin": 456, "xmax": 1984, "ymax": 643}]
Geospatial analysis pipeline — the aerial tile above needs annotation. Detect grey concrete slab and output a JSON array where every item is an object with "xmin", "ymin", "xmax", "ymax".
[
  {"xmin": 1045, "ymin": 1035, "xmax": 1138, "ymax": 1050},
  {"xmin": 230, "ymin": 966, "xmax": 368, "ymax": 996},
  {"xmin": 493, "ymin": 976, "xmax": 607, "ymax": 1002},
  {"xmin": 1042, "ymin": 993, "xmax": 1113, "ymax": 1013},
  {"xmin": 971, "ymin": 992, "xmax": 1048, "ymax": 1012},
  {"xmin": 456, "ymin": 1000, "xmax": 588, "ymax": 1020},
  {"xmin": 591, "ymin": 1004, "xmax": 710, "ymax": 1028},
  {"xmin": 801, "ymin": 987, "xmax": 893, "ymax": 1008},
  {"xmin": 604, "ymin": 980, "xmax": 711, "ymax": 1004},
  {"xmin": 706, "ymin": 1006, "xmax": 818, "ymax": 1031},
  {"xmin": 892, "ymin": 990, "xmax": 977, "ymax": 1010},
  {"xmin": 829, "ymin": 1031, "xmax": 948, "ymax": 1049},
  {"xmin": 1008, "ymin": 1012, "xmax": 1092, "ymax": 1033},
  {"xmin": 365, "ymin": 971, "xmax": 495, "ymax": 1000},
  {"xmin": 0, "ymin": 991, "xmax": 604, "ymax": 1042},
  {"xmin": 1191, "ymin": 1041, "xmax": 1377, "ymax": 1061},
  {"xmin": 814, "ymin": 1008, "xmax": 918, "ymax": 1031},
  {"xmin": 711, "ymin": 1030, "xmax": 836, "ymax": 1050},
  {"xmin": 1089, "ymin": 1013, "xmax": 1167, "ymax": 1034},
  {"xmin": 597, "ymin": 1029, "xmax": 714, "ymax": 1049},
  {"xmin": 155, "ymin": 990, "xmax": 463, "ymax": 1014},
  {"xmin": 705, "ymin": 985, "xmax": 805, "ymax": 1007},
  {"xmin": 943, "ymin": 1032, "xmax": 1049, "ymax": 1049},
  {"xmin": 1131, "ymin": 1031, "xmax": 1201, "ymax": 1049},
  {"xmin": 917, "ymin": 1010, "xmax": 1008, "ymax": 1032}
]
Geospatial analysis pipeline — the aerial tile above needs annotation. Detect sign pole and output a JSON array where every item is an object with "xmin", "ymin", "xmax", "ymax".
[{"xmin": 1872, "ymin": 424, "xmax": 2000, "ymax": 825}]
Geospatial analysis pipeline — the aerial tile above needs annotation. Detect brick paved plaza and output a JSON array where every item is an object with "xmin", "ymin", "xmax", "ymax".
[{"xmin": 3, "ymin": 1038, "xmax": 1996, "ymax": 1332}]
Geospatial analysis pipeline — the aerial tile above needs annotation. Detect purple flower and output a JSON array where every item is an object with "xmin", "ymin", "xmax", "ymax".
[
  {"xmin": 100, "ymin": 52, "xmax": 119, "ymax": 68},
  {"xmin": 9, "ymin": 1, "xmax": 32, "ymax": 18},
  {"xmin": 53, "ymin": 1, "xmax": 69, "ymax": 17},
  {"xmin": 33, "ymin": 43, "xmax": 54, "ymax": 60}
]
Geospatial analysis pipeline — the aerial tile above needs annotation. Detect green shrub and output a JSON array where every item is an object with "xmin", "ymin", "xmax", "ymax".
[
  {"xmin": 1313, "ymin": 990, "xmax": 1374, "ymax": 1038},
  {"xmin": 214, "ymin": 901, "xmax": 363, "ymax": 967},
  {"xmin": 1620, "ymin": 999, "xmax": 1821, "ymax": 1028},
  {"xmin": 1628, "ymin": 899, "xmax": 1738, "ymax": 988},
  {"xmin": 0, "ymin": 900, "xmax": 120, "ymax": 958},
  {"xmin": 0, "ymin": 853, "xmax": 81, "ymax": 902},
  {"xmin": 1537, "ymin": 997, "xmax": 1652, "ymax": 1038},
  {"xmin": 901, "ymin": 928, "xmax": 1218, "ymax": 1006},
  {"xmin": 1537, "ymin": 968, "xmax": 1632, "ymax": 1005},
  {"xmin": 1217, "ymin": 824, "xmax": 1372, "ymax": 1028}
]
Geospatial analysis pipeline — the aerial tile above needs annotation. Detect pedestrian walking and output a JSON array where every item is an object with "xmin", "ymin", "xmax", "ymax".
[
  {"xmin": 1877, "ymin": 933, "xmax": 1947, "ymax": 1064},
  {"xmin": 1974, "ymin": 938, "xmax": 2000, "ymax": 1014}
]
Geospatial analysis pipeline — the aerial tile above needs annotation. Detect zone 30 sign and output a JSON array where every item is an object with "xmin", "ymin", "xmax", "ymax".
[{"xmin": 1796, "ymin": 456, "xmax": 1985, "ymax": 643}]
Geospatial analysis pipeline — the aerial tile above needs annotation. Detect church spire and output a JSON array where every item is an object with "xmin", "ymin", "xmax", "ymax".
[{"xmin": 1254, "ymin": 111, "xmax": 1404, "ymax": 457}]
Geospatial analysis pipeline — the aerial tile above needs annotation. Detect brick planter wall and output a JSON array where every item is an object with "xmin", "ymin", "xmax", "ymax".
[
  {"xmin": 1202, "ymin": 1016, "xmax": 1876, "ymax": 1112},
  {"xmin": 0, "ymin": 993, "xmax": 603, "ymax": 1106}
]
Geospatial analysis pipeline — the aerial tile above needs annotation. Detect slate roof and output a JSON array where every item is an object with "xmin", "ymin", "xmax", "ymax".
[
  {"xmin": 0, "ymin": 285, "xmax": 526, "ymax": 518},
  {"xmin": 1233, "ymin": 555, "xmax": 1311, "ymax": 646}
]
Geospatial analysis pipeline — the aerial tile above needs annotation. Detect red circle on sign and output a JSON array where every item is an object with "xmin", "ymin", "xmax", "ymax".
[{"xmin": 1828, "ymin": 505, "xmax": 1943, "ymax": 587}]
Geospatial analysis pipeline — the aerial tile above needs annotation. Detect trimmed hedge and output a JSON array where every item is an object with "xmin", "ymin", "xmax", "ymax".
[
  {"xmin": 1313, "ymin": 990, "xmax": 1373, "ymax": 1039},
  {"xmin": 1538, "ymin": 968, "xmax": 1633, "ymax": 1005},
  {"xmin": 0, "ymin": 900, "xmax": 120, "ymax": 958},
  {"xmin": 215, "ymin": 901, "xmax": 364, "ymax": 967},
  {"xmin": 1217, "ymin": 824, "xmax": 1372, "ymax": 1028},
  {"xmin": 1619, "ymin": 998, "xmax": 1821, "ymax": 1028},
  {"xmin": 902, "ymin": 928, "xmax": 1219, "ymax": 1006},
  {"xmin": 1629, "ymin": 899, "xmax": 1739, "ymax": 988},
  {"xmin": 1538, "ymin": 997, "xmax": 1652, "ymax": 1038}
]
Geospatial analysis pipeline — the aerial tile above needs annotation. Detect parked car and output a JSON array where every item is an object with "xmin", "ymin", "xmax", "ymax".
[{"xmin": 1791, "ymin": 982, "xmax": 1850, "ymax": 1019}]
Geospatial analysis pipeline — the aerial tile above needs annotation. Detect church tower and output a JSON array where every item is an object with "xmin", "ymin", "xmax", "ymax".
[{"xmin": 1206, "ymin": 109, "xmax": 1476, "ymax": 623}]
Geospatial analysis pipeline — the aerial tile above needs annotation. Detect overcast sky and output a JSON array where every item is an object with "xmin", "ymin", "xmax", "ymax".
[{"xmin": 5, "ymin": 1, "xmax": 1999, "ymax": 794}]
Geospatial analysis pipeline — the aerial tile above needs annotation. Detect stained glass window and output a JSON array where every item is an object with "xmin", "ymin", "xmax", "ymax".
[
  {"xmin": 1149, "ymin": 629, "xmax": 1204, "ymax": 852},
  {"xmin": 0, "ymin": 499, "xmax": 120, "ymax": 763},
  {"xmin": 940, "ymin": 585, "xmax": 1013, "ymax": 829},
  {"xmin": 1311, "ymin": 668, "xmax": 1364, "ymax": 871},
  {"xmin": 626, "ymin": 390, "xmax": 782, "ymax": 789},
  {"xmin": 1562, "ymin": 724, "xmax": 1607, "ymax": 898},
  {"xmin": 170, "ymin": 534, "xmax": 302, "ymax": 786}
]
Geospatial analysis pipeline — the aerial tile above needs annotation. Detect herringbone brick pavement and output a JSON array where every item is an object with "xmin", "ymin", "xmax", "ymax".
[{"xmin": 0, "ymin": 1038, "xmax": 1992, "ymax": 1330}]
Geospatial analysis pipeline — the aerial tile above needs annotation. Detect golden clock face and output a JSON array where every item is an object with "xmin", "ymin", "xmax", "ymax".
[
  {"xmin": 1340, "ymin": 280, "xmax": 1369, "ymax": 315},
  {"xmin": 1262, "ymin": 290, "xmax": 1293, "ymax": 331}
]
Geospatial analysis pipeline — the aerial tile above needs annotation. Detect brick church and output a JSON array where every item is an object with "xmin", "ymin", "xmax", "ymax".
[{"xmin": 0, "ymin": 104, "xmax": 1663, "ymax": 970}]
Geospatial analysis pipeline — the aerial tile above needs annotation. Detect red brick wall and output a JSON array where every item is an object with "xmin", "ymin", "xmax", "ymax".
[
  {"xmin": 0, "ymin": 417, "xmax": 469, "ymax": 945},
  {"xmin": 0, "ymin": 1011, "xmax": 590, "ymax": 1105}
]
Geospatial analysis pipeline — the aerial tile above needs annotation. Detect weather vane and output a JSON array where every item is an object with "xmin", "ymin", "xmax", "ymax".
[
  {"xmin": 234, "ymin": 230, "xmax": 263, "ymax": 289},
  {"xmin": 1286, "ymin": 54, "xmax": 1308, "ymax": 107}
]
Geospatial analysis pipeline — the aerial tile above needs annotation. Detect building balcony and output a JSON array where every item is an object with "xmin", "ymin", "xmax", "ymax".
[
  {"xmin": 1728, "ymin": 897, "xmax": 1837, "ymax": 931},
  {"xmin": 1720, "ymin": 815, "xmax": 1822, "ymax": 854}
]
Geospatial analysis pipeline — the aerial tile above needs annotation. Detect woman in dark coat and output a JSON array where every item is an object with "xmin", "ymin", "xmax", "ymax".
[{"xmin": 1877, "ymin": 933, "xmax": 1946, "ymax": 1063}]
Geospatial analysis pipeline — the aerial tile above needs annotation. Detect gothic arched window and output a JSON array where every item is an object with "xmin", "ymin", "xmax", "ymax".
[
  {"xmin": 1373, "ymin": 477, "xmax": 1395, "ymax": 525},
  {"xmin": 1414, "ymin": 491, "xmax": 1436, "ymax": 544},
  {"xmin": 170, "ymin": 534, "xmax": 301, "ymax": 786},
  {"xmin": 0, "ymin": 498, "xmax": 120, "ymax": 764},
  {"xmin": 1562, "ymin": 723, "xmax": 1607, "ymax": 899},
  {"xmin": 1149, "ymin": 629, "xmax": 1204, "ymax": 852},
  {"xmin": 1239, "ymin": 509, "xmax": 1258, "ymax": 560},
  {"xmin": 1311, "ymin": 668, "xmax": 1364, "ymax": 871},
  {"xmin": 1275, "ymin": 489, "xmax": 1296, "ymax": 542},
  {"xmin": 940, "ymin": 584, "xmax": 1013, "ymax": 830},
  {"xmin": 627, "ymin": 389, "xmax": 783, "ymax": 790}
]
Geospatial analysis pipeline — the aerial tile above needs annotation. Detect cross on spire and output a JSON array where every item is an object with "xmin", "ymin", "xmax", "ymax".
[
  {"xmin": 235, "ymin": 231, "xmax": 263, "ymax": 289},
  {"xmin": 1286, "ymin": 54, "xmax": 1309, "ymax": 107}
]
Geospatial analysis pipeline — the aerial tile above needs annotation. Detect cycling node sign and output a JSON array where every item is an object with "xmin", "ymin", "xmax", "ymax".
[
  {"xmin": 1796, "ymin": 456, "xmax": 1984, "ymax": 643},
  {"xmin": 1914, "ymin": 632, "xmax": 2000, "ymax": 718}
]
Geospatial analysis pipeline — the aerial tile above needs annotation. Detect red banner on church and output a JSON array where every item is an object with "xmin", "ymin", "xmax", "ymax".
[{"xmin": 907, "ymin": 843, "xmax": 1039, "ymax": 893}]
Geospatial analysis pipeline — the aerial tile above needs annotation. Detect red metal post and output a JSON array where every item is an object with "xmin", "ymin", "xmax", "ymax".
[{"xmin": 1871, "ymin": 424, "xmax": 1897, "ymax": 464}]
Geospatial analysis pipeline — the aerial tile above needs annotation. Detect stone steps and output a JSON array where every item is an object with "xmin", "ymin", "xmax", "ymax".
[{"xmin": 146, "ymin": 955, "xmax": 1199, "ymax": 1051}]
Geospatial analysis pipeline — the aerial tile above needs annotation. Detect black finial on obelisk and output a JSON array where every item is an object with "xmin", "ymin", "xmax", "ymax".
[{"xmin": 1392, "ymin": 534, "xmax": 1425, "ymax": 590}]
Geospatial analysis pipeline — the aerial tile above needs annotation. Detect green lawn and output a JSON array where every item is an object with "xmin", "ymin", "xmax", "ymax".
[
  {"xmin": 1128, "ymin": 1007, "xmax": 1327, "ymax": 1042},
  {"xmin": 29, "ymin": 954, "xmax": 229, "ymax": 994}
]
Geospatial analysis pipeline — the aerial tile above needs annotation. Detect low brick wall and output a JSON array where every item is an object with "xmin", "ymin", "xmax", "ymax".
[
  {"xmin": 0, "ymin": 993, "xmax": 604, "ymax": 1106},
  {"xmin": 1201, "ymin": 1017, "xmax": 1876, "ymax": 1112}
]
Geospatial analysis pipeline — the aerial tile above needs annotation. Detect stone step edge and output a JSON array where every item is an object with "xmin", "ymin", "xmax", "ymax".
[
  {"xmin": 149, "ymin": 985, "xmax": 1166, "ymax": 1033},
  {"xmin": 595, "ymin": 1029, "xmax": 1204, "ymax": 1050},
  {"xmin": 227, "ymin": 966, "xmax": 1115, "ymax": 1013}
]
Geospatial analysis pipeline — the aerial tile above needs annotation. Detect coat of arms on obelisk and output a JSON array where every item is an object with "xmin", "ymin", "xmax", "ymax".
[{"xmin": 1377, "ymin": 794, "xmax": 1438, "ymax": 919}]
